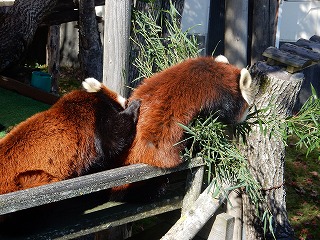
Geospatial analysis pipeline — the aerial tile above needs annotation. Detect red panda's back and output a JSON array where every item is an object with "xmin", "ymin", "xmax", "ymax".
[{"xmin": 126, "ymin": 56, "xmax": 254, "ymax": 168}]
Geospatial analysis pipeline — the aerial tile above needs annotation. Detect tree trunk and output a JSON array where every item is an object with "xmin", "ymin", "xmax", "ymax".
[
  {"xmin": 78, "ymin": 0, "xmax": 103, "ymax": 81},
  {"xmin": 0, "ymin": 0, "xmax": 58, "ymax": 72},
  {"xmin": 241, "ymin": 61, "xmax": 304, "ymax": 239},
  {"xmin": 47, "ymin": 25, "xmax": 60, "ymax": 94}
]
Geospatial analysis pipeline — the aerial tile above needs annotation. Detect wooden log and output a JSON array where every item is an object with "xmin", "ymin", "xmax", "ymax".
[
  {"xmin": 262, "ymin": 46, "xmax": 312, "ymax": 73},
  {"xmin": 0, "ymin": 75, "xmax": 59, "ymax": 105},
  {"xmin": 161, "ymin": 182, "xmax": 230, "ymax": 240},
  {"xmin": 0, "ymin": 0, "xmax": 59, "ymax": 72},
  {"xmin": 250, "ymin": 0, "xmax": 280, "ymax": 64},
  {"xmin": 78, "ymin": 0, "xmax": 103, "ymax": 81},
  {"xmin": 207, "ymin": 213, "xmax": 235, "ymax": 240},
  {"xmin": 1, "ymin": 194, "xmax": 184, "ymax": 239},
  {"xmin": 280, "ymin": 43, "xmax": 320, "ymax": 62},
  {"xmin": 226, "ymin": 189, "xmax": 242, "ymax": 240},
  {"xmin": 294, "ymin": 38, "xmax": 320, "ymax": 53},
  {"xmin": 309, "ymin": 35, "xmax": 320, "ymax": 43}
]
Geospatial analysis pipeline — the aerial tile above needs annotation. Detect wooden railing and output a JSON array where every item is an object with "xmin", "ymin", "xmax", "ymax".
[{"xmin": 0, "ymin": 158, "xmax": 205, "ymax": 239}]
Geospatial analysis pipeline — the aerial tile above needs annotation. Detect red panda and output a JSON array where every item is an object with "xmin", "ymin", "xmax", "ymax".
[
  {"xmin": 124, "ymin": 55, "xmax": 255, "ymax": 168},
  {"xmin": 0, "ymin": 78, "xmax": 140, "ymax": 194}
]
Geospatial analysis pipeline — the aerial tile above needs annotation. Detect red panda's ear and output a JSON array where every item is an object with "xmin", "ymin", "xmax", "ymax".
[
  {"xmin": 240, "ymin": 68, "xmax": 254, "ymax": 105},
  {"xmin": 214, "ymin": 55, "xmax": 229, "ymax": 64}
]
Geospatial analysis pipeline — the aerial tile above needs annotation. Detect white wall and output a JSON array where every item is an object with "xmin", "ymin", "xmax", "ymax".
[
  {"xmin": 181, "ymin": 0, "xmax": 211, "ymax": 53},
  {"xmin": 277, "ymin": 0, "xmax": 320, "ymax": 44}
]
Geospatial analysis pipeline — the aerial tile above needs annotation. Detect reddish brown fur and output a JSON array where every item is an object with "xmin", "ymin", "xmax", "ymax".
[
  {"xmin": 0, "ymin": 86, "xmax": 140, "ymax": 194},
  {"xmin": 125, "ymin": 56, "xmax": 249, "ymax": 168}
]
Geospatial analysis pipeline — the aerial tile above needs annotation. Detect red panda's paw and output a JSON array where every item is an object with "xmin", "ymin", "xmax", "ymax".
[{"xmin": 82, "ymin": 77, "xmax": 102, "ymax": 92}]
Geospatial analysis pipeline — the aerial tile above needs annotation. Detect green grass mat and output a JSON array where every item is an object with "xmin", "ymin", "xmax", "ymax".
[{"xmin": 0, "ymin": 87, "xmax": 50, "ymax": 138}]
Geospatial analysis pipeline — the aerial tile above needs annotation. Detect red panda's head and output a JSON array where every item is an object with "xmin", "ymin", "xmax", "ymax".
[
  {"xmin": 125, "ymin": 56, "xmax": 256, "ymax": 168},
  {"xmin": 198, "ymin": 56, "xmax": 254, "ymax": 124}
]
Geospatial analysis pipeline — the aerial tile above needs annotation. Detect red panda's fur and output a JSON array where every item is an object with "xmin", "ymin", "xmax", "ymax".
[
  {"xmin": 124, "ymin": 56, "xmax": 255, "ymax": 168},
  {"xmin": 0, "ymin": 79, "xmax": 140, "ymax": 194}
]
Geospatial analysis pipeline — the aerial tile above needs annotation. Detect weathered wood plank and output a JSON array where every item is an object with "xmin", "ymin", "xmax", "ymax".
[
  {"xmin": 208, "ymin": 213, "xmax": 235, "ymax": 240},
  {"xmin": 18, "ymin": 195, "xmax": 183, "ymax": 240},
  {"xmin": 0, "ymin": 158, "xmax": 204, "ymax": 215},
  {"xmin": 294, "ymin": 38, "xmax": 320, "ymax": 53},
  {"xmin": 181, "ymin": 165, "xmax": 204, "ymax": 215},
  {"xmin": 0, "ymin": 75, "xmax": 59, "ymax": 105},
  {"xmin": 280, "ymin": 43, "xmax": 320, "ymax": 62}
]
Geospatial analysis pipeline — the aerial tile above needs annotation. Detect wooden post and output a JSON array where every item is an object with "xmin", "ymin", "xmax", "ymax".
[
  {"xmin": 181, "ymin": 165, "xmax": 205, "ymax": 216},
  {"xmin": 250, "ymin": 0, "xmax": 280, "ymax": 64},
  {"xmin": 103, "ymin": 0, "xmax": 132, "ymax": 97},
  {"xmin": 161, "ymin": 183, "xmax": 229, "ymax": 240},
  {"xmin": 224, "ymin": 0, "xmax": 249, "ymax": 68},
  {"xmin": 47, "ymin": 25, "xmax": 60, "ymax": 94},
  {"xmin": 226, "ymin": 189, "xmax": 242, "ymax": 240},
  {"xmin": 208, "ymin": 213, "xmax": 235, "ymax": 240},
  {"xmin": 240, "ymin": 61, "xmax": 302, "ymax": 239}
]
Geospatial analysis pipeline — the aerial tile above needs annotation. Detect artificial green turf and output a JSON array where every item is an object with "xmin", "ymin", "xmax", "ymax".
[{"xmin": 0, "ymin": 87, "xmax": 50, "ymax": 137}]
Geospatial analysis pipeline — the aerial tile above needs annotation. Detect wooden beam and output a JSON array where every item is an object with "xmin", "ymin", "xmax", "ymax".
[
  {"xmin": 0, "ymin": 158, "xmax": 204, "ymax": 215},
  {"xmin": 20, "ymin": 195, "xmax": 183, "ymax": 239},
  {"xmin": 0, "ymin": 75, "xmax": 59, "ymax": 105}
]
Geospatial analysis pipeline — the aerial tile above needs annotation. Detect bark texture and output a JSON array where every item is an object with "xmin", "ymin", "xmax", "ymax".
[
  {"xmin": 0, "ymin": 0, "xmax": 58, "ymax": 72},
  {"xmin": 78, "ymin": 0, "xmax": 103, "ymax": 81},
  {"xmin": 241, "ymin": 61, "xmax": 304, "ymax": 239},
  {"xmin": 47, "ymin": 25, "xmax": 60, "ymax": 93},
  {"xmin": 250, "ymin": 0, "xmax": 280, "ymax": 64}
]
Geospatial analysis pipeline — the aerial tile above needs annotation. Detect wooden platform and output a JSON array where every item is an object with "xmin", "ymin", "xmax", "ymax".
[{"xmin": 262, "ymin": 35, "xmax": 320, "ymax": 73}]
